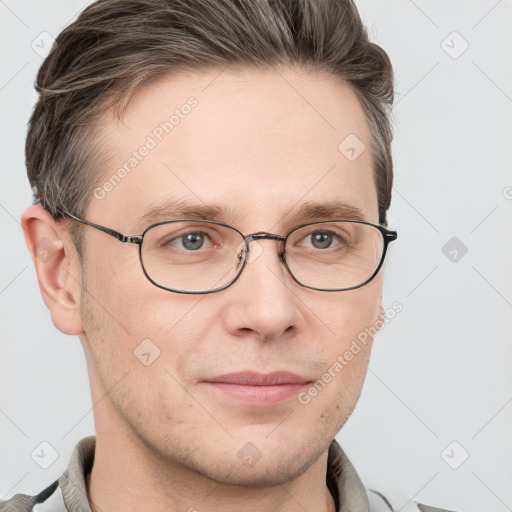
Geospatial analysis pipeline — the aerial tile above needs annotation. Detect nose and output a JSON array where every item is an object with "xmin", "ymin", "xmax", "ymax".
[{"xmin": 221, "ymin": 237, "xmax": 304, "ymax": 342}]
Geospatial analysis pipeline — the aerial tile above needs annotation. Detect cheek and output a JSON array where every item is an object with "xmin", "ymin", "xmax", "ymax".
[
  {"xmin": 79, "ymin": 249, "xmax": 153, "ymax": 375},
  {"xmin": 81, "ymin": 251, "xmax": 220, "ymax": 382},
  {"xmin": 84, "ymin": 246, "xmax": 165, "ymax": 335},
  {"xmin": 320, "ymin": 277, "xmax": 382, "ymax": 343},
  {"xmin": 311, "ymin": 279, "xmax": 382, "ymax": 392}
]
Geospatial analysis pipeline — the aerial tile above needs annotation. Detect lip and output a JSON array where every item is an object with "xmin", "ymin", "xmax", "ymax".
[{"xmin": 202, "ymin": 371, "xmax": 311, "ymax": 405}]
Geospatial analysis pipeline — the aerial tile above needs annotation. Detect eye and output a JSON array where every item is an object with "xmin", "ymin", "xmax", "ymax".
[
  {"xmin": 303, "ymin": 230, "xmax": 345, "ymax": 250},
  {"xmin": 180, "ymin": 232, "xmax": 206, "ymax": 250},
  {"xmin": 309, "ymin": 231, "xmax": 333, "ymax": 249},
  {"xmin": 166, "ymin": 231, "xmax": 214, "ymax": 251}
]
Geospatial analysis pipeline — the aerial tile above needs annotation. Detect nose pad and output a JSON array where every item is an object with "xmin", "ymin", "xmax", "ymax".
[
  {"xmin": 236, "ymin": 241, "xmax": 264, "ymax": 267},
  {"xmin": 235, "ymin": 246, "xmax": 245, "ymax": 270},
  {"xmin": 278, "ymin": 246, "xmax": 286, "ymax": 265},
  {"xmin": 245, "ymin": 240, "xmax": 265, "ymax": 264},
  {"xmin": 234, "ymin": 233, "xmax": 287, "ymax": 281}
]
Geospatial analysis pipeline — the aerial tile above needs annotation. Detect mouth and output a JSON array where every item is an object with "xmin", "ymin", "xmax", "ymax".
[{"xmin": 201, "ymin": 371, "xmax": 312, "ymax": 405}]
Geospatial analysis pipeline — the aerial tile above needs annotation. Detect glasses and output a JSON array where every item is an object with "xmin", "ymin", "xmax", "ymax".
[{"xmin": 63, "ymin": 212, "xmax": 397, "ymax": 294}]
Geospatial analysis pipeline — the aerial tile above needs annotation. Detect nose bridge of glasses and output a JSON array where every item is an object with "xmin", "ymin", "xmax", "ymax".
[
  {"xmin": 247, "ymin": 232, "xmax": 285, "ymax": 242},
  {"xmin": 242, "ymin": 232, "xmax": 286, "ymax": 261}
]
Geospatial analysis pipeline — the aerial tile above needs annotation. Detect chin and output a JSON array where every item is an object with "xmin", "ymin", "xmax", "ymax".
[
  {"xmin": 196, "ymin": 455, "xmax": 313, "ymax": 488},
  {"xmin": 181, "ymin": 437, "xmax": 327, "ymax": 488}
]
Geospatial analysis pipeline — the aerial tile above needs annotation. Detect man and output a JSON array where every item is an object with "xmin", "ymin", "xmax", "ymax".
[{"xmin": 1, "ymin": 0, "xmax": 459, "ymax": 511}]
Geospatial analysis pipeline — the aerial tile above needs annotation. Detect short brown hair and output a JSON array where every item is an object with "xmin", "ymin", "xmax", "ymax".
[{"xmin": 26, "ymin": 0, "xmax": 394, "ymax": 245}]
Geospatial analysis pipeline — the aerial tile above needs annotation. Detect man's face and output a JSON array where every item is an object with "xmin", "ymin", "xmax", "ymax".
[{"xmin": 78, "ymin": 67, "xmax": 383, "ymax": 485}]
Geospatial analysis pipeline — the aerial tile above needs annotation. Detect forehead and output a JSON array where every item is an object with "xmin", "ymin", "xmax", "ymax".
[{"xmin": 93, "ymin": 67, "xmax": 377, "ymax": 230}]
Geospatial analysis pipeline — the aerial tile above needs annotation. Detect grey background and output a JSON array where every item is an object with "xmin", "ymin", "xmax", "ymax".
[{"xmin": 1, "ymin": 1, "xmax": 511, "ymax": 511}]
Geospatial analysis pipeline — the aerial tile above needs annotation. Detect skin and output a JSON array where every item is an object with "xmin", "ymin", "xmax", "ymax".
[{"xmin": 22, "ymin": 66, "xmax": 385, "ymax": 512}]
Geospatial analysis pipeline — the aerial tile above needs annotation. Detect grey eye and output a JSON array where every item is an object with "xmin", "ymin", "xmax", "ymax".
[
  {"xmin": 181, "ymin": 232, "xmax": 205, "ymax": 250},
  {"xmin": 310, "ymin": 231, "xmax": 333, "ymax": 249}
]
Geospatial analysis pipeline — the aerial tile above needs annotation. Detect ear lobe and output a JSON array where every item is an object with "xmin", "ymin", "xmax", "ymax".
[{"xmin": 21, "ymin": 205, "xmax": 84, "ymax": 335}]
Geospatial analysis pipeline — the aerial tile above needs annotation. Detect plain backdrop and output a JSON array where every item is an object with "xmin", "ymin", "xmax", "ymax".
[{"xmin": 1, "ymin": 1, "xmax": 511, "ymax": 511}]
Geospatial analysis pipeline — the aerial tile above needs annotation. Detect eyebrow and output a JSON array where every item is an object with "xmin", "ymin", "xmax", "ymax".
[
  {"xmin": 134, "ymin": 198, "xmax": 367, "ymax": 230},
  {"xmin": 135, "ymin": 198, "xmax": 235, "ymax": 229},
  {"xmin": 294, "ymin": 200, "xmax": 367, "ymax": 223}
]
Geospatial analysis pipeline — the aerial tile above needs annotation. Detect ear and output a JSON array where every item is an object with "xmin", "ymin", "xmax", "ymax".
[{"xmin": 21, "ymin": 205, "xmax": 84, "ymax": 335}]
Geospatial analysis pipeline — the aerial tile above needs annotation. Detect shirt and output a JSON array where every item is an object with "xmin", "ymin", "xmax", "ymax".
[{"xmin": 0, "ymin": 436, "xmax": 459, "ymax": 512}]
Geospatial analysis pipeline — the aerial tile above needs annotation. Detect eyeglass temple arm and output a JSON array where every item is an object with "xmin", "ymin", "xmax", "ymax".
[{"xmin": 62, "ymin": 211, "xmax": 143, "ymax": 244}]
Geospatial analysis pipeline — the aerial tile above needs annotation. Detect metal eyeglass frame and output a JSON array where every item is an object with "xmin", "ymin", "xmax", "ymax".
[{"xmin": 63, "ymin": 211, "xmax": 398, "ymax": 294}]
